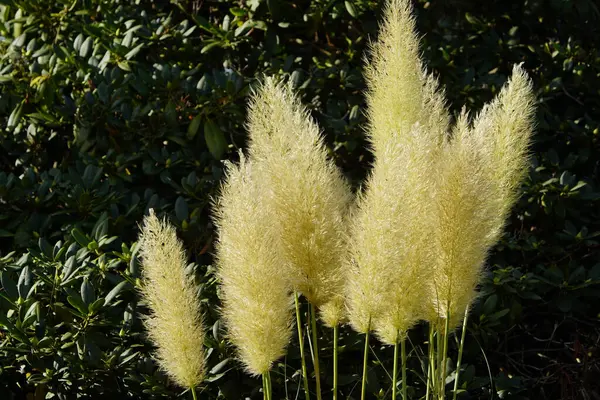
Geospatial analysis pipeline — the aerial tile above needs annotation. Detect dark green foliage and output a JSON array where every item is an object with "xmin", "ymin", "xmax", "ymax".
[{"xmin": 0, "ymin": 0, "xmax": 598, "ymax": 399}]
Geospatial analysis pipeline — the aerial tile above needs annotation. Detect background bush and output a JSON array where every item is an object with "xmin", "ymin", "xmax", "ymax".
[{"xmin": 0, "ymin": 0, "xmax": 598, "ymax": 399}]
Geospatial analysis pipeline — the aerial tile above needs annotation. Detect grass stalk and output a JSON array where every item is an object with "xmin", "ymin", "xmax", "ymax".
[
  {"xmin": 392, "ymin": 338, "xmax": 399, "ymax": 400},
  {"xmin": 264, "ymin": 370, "xmax": 273, "ymax": 400},
  {"xmin": 262, "ymin": 375, "xmax": 267, "ymax": 400},
  {"xmin": 436, "ymin": 324, "xmax": 443, "ymax": 398},
  {"xmin": 452, "ymin": 309, "xmax": 469, "ymax": 400},
  {"xmin": 439, "ymin": 314, "xmax": 451, "ymax": 400},
  {"xmin": 425, "ymin": 325, "xmax": 434, "ymax": 400},
  {"xmin": 333, "ymin": 325, "xmax": 339, "ymax": 400},
  {"xmin": 295, "ymin": 292, "xmax": 311, "ymax": 400},
  {"xmin": 361, "ymin": 328, "xmax": 370, "ymax": 400},
  {"xmin": 310, "ymin": 304, "xmax": 323, "ymax": 400},
  {"xmin": 191, "ymin": 386, "xmax": 198, "ymax": 400},
  {"xmin": 401, "ymin": 339, "xmax": 407, "ymax": 400}
]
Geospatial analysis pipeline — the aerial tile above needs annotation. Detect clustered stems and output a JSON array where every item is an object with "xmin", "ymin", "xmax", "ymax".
[
  {"xmin": 426, "ymin": 326, "xmax": 435, "ymax": 400},
  {"xmin": 263, "ymin": 371, "xmax": 273, "ymax": 400},
  {"xmin": 436, "ymin": 329, "xmax": 443, "ymax": 397},
  {"xmin": 421, "ymin": 308, "xmax": 470, "ymax": 400},
  {"xmin": 439, "ymin": 314, "xmax": 451, "ymax": 399},
  {"xmin": 295, "ymin": 293, "xmax": 311, "ymax": 400}
]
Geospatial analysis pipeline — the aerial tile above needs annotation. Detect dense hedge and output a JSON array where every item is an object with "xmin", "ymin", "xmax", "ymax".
[{"xmin": 0, "ymin": 0, "xmax": 598, "ymax": 399}]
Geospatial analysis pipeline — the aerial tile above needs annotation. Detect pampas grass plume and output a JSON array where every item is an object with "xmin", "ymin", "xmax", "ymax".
[
  {"xmin": 430, "ymin": 66, "xmax": 535, "ymax": 325},
  {"xmin": 346, "ymin": 124, "xmax": 438, "ymax": 341},
  {"xmin": 319, "ymin": 294, "xmax": 346, "ymax": 329},
  {"xmin": 365, "ymin": 0, "xmax": 448, "ymax": 152},
  {"xmin": 473, "ymin": 64, "xmax": 536, "ymax": 244},
  {"xmin": 428, "ymin": 116, "xmax": 493, "ymax": 326},
  {"xmin": 346, "ymin": 0, "xmax": 447, "ymax": 340},
  {"xmin": 246, "ymin": 78, "xmax": 352, "ymax": 309},
  {"xmin": 139, "ymin": 210, "xmax": 206, "ymax": 389},
  {"xmin": 213, "ymin": 155, "xmax": 293, "ymax": 376}
]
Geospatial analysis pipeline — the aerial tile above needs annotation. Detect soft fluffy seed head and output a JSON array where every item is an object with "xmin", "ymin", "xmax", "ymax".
[
  {"xmin": 428, "ymin": 67, "xmax": 535, "ymax": 326},
  {"xmin": 427, "ymin": 122, "xmax": 494, "ymax": 327},
  {"xmin": 346, "ymin": 125, "xmax": 437, "ymax": 339},
  {"xmin": 246, "ymin": 78, "xmax": 352, "ymax": 307},
  {"xmin": 319, "ymin": 295, "xmax": 347, "ymax": 328},
  {"xmin": 472, "ymin": 64, "xmax": 536, "ymax": 244},
  {"xmin": 347, "ymin": 0, "xmax": 449, "ymax": 339},
  {"xmin": 138, "ymin": 210, "xmax": 206, "ymax": 389},
  {"xmin": 213, "ymin": 155, "xmax": 293, "ymax": 376},
  {"xmin": 365, "ymin": 0, "xmax": 448, "ymax": 152}
]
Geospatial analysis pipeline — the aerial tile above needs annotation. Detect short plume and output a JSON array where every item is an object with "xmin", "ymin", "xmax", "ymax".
[{"xmin": 138, "ymin": 210, "xmax": 206, "ymax": 389}]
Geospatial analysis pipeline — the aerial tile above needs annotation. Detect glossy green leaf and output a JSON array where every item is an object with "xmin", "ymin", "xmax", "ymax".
[
  {"xmin": 175, "ymin": 196, "xmax": 189, "ymax": 220},
  {"xmin": 81, "ymin": 277, "xmax": 96, "ymax": 305},
  {"xmin": 187, "ymin": 114, "xmax": 202, "ymax": 139},
  {"xmin": 17, "ymin": 266, "xmax": 32, "ymax": 299},
  {"xmin": 203, "ymin": 119, "xmax": 228, "ymax": 159}
]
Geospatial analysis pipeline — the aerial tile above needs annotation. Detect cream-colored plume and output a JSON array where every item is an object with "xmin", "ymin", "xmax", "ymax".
[
  {"xmin": 346, "ymin": 0, "xmax": 448, "ymax": 340},
  {"xmin": 319, "ymin": 294, "xmax": 347, "ymax": 329},
  {"xmin": 429, "ymin": 66, "xmax": 535, "ymax": 326},
  {"xmin": 427, "ymin": 115, "xmax": 493, "ymax": 326},
  {"xmin": 138, "ymin": 210, "xmax": 206, "ymax": 389},
  {"xmin": 246, "ymin": 78, "xmax": 352, "ymax": 309},
  {"xmin": 213, "ymin": 155, "xmax": 293, "ymax": 376},
  {"xmin": 346, "ymin": 124, "xmax": 438, "ymax": 341},
  {"xmin": 364, "ymin": 0, "xmax": 448, "ymax": 152},
  {"xmin": 472, "ymin": 64, "xmax": 536, "ymax": 245}
]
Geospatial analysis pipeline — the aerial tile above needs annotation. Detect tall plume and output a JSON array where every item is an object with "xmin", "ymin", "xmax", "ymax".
[
  {"xmin": 346, "ymin": 0, "xmax": 448, "ymax": 339},
  {"xmin": 429, "ymin": 66, "xmax": 536, "ymax": 326},
  {"xmin": 213, "ymin": 155, "xmax": 293, "ymax": 376},
  {"xmin": 472, "ymin": 64, "xmax": 537, "ymax": 245},
  {"xmin": 246, "ymin": 78, "xmax": 352, "ymax": 310}
]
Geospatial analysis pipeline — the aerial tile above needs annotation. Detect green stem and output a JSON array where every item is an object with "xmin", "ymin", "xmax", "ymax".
[
  {"xmin": 401, "ymin": 339, "xmax": 407, "ymax": 400},
  {"xmin": 262, "ymin": 375, "xmax": 267, "ymax": 400},
  {"xmin": 265, "ymin": 370, "xmax": 273, "ymax": 400},
  {"xmin": 191, "ymin": 386, "xmax": 198, "ymax": 400},
  {"xmin": 440, "ymin": 314, "xmax": 450, "ymax": 400},
  {"xmin": 310, "ymin": 304, "xmax": 323, "ymax": 400},
  {"xmin": 436, "ymin": 324, "xmax": 443, "ymax": 398},
  {"xmin": 452, "ymin": 309, "xmax": 469, "ymax": 400},
  {"xmin": 333, "ymin": 325, "xmax": 339, "ymax": 400},
  {"xmin": 361, "ymin": 329, "xmax": 370, "ymax": 400},
  {"xmin": 425, "ymin": 325, "xmax": 434, "ymax": 400},
  {"xmin": 295, "ymin": 292, "xmax": 311, "ymax": 400},
  {"xmin": 392, "ymin": 339, "xmax": 399, "ymax": 400}
]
